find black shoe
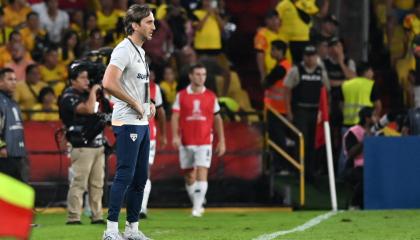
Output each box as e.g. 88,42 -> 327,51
139,212 -> 147,219
91,219 -> 106,224
66,220 -> 82,225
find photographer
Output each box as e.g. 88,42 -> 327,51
59,63 -> 106,225
343,107 -> 375,209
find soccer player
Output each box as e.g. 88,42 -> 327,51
140,70 -> 167,219
102,4 -> 155,240
171,63 -> 226,217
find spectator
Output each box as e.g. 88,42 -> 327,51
284,45 -> 330,181
59,30 -> 82,67
14,64 -> 47,119
3,0 -> 32,28
403,0 -> 420,56
254,10 -> 283,84
0,9 -> 13,46
192,0 -> 229,70
0,68 -> 28,182
5,42 -> 34,82
69,9 -> 84,33
96,0 -> 125,33
276,0 -> 329,64
0,31 -> 32,68
316,39 -> 329,61
39,47 -> 68,96
143,19 -> 173,68
165,1 -> 190,49
310,14 -> 339,45
30,86 -> 59,121
159,65 -> 178,107
84,28 -> 104,53
39,0 -> 70,44
19,12 -> 47,55
82,12 -> 99,42
343,107 -> 375,209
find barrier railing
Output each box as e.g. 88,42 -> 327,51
264,105 -> 305,207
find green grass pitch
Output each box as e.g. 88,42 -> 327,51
25,209 -> 420,240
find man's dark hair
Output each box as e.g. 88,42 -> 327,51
271,40 -> 288,53
265,9 -> 278,20
0,68 -> 14,80
25,63 -> 38,76
189,63 -> 206,74
124,4 -> 151,35
356,61 -> 372,76
359,107 -> 373,126
37,86 -> 55,103
26,11 -> 38,20
8,30 -> 21,42
68,62 -> 89,81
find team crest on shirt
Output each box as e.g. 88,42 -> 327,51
186,100 -> 206,121
130,133 -> 138,142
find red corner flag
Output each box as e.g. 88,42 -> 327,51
0,173 -> 35,239
315,87 -> 329,149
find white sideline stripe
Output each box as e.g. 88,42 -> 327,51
252,210 -> 341,240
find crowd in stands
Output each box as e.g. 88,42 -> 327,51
1,0 -> 256,122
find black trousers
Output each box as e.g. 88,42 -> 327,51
293,106 -> 318,180
0,157 -> 29,182
346,166 -> 364,208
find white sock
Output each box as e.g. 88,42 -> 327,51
125,221 -> 138,232
185,182 -> 197,204
194,181 -> 208,210
141,179 -> 151,213
107,220 -> 119,232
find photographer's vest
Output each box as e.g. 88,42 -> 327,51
149,82 -> 157,141
292,64 -> 323,108
264,59 -> 292,114
343,125 -> 365,167
342,77 -> 374,126
0,91 -> 26,157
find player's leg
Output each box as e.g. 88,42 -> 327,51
124,126 -> 150,238
180,146 -> 197,206
140,140 -> 156,219
105,125 -> 141,236
192,145 -> 212,217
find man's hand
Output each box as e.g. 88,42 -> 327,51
215,141 -> 226,157
91,84 -> 101,94
148,103 -> 156,120
132,102 -> 145,119
172,135 -> 181,149
0,148 -> 7,158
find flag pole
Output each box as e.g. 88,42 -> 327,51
324,121 -> 338,211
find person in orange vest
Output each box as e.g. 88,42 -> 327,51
264,40 -> 292,114
264,40 -> 292,174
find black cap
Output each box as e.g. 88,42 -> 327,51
303,45 -> 317,55
265,9 -> 278,20
323,14 -> 339,26
271,40 -> 288,52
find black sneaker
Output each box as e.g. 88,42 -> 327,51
139,212 -> 147,219
66,220 -> 82,225
91,219 -> 106,224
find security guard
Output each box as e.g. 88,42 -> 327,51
0,68 -> 27,182
284,45 -> 330,180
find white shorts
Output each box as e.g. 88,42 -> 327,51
149,140 -> 156,165
179,145 -> 212,169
